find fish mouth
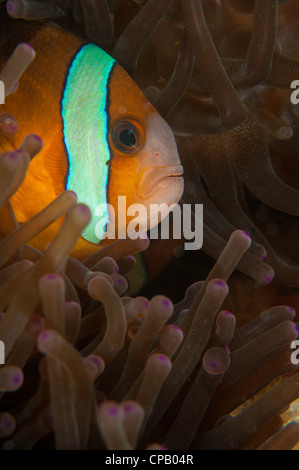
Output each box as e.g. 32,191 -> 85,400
136,164 -> 184,199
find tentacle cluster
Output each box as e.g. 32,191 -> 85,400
7,0 -> 297,287
0,159 -> 299,449
3,1 -> 299,286
1,2 -> 299,450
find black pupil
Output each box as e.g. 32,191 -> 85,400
119,129 -> 136,148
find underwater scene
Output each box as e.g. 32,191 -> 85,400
0,0 -> 299,451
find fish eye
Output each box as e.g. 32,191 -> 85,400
111,120 -> 144,155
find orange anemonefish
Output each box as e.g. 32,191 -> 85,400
0,19 -> 184,260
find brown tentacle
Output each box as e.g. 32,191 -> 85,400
112,0 -> 174,71
154,30 -> 194,118
241,0 -> 278,88
168,94 -> 222,135
79,0 -> 114,45
181,0 -> 248,128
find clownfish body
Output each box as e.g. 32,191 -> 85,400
0,19 -> 184,260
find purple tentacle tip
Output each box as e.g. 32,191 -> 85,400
79,205 -> 90,214
39,331 -> 50,342
214,280 -> 226,287
13,374 -> 21,385
8,151 -> 18,160
171,324 -> 180,331
90,355 -> 102,366
6,2 -> 13,13
46,273 -> 58,280
108,406 -> 118,417
123,404 -> 133,414
158,355 -> 167,362
3,418 -> 12,430
242,231 -> 251,239
223,310 -> 233,316
162,298 -> 171,308
25,43 -> 35,51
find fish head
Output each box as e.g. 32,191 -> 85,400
107,63 -> 184,236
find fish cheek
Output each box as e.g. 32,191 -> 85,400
107,154 -> 139,231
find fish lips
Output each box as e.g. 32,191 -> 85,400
136,164 -> 184,201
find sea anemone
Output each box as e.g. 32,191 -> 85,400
5,0 -> 299,287
0,135 -> 299,449
0,166 -> 298,449
1,0 -> 299,451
